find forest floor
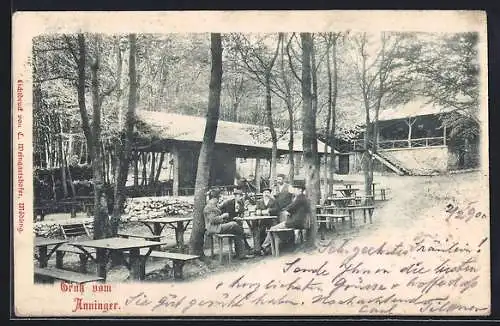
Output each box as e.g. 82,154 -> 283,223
38,170 -> 488,284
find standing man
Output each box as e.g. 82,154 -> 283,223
272,173 -> 294,217
204,188 -> 250,260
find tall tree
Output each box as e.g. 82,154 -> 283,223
322,33 -> 341,196
278,33 -> 296,182
89,34 -> 111,239
110,33 -> 138,236
189,33 -> 223,255
233,33 -> 283,182
350,32 -> 414,196
300,33 -> 320,246
411,32 -> 480,140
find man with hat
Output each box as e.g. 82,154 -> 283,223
260,185 -> 310,255
254,187 -> 279,252
204,188 -> 250,260
219,188 -> 246,219
272,173 -> 294,214
219,188 -> 253,252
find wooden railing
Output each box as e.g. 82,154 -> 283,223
352,137 -> 446,151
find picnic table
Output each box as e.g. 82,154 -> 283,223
324,196 -> 357,207
69,237 -> 168,281
140,217 -> 192,248
335,187 -> 359,198
74,196 -> 95,216
34,237 -> 67,268
239,215 -> 278,252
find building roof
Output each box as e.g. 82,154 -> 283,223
378,99 -> 456,122
136,110 -> 334,154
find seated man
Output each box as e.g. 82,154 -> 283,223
219,188 -> 246,218
219,188 -> 252,251
255,188 -> 279,247
260,185 -> 310,255
204,188 -> 250,260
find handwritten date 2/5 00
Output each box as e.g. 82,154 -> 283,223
445,202 -> 487,223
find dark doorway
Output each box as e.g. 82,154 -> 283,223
338,155 -> 349,175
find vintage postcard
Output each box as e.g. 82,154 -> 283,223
12,11 -> 489,317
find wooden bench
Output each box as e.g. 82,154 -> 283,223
266,228 -> 306,257
55,244 -> 96,273
118,233 -> 163,250
316,214 -> 349,239
206,234 -> 236,264
355,195 -> 375,205
118,232 -> 163,242
56,223 -> 93,271
60,223 -> 91,239
347,205 -> 375,224
380,189 -> 388,201
34,266 -> 103,284
138,249 -> 199,279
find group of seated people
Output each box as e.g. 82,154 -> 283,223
203,174 -> 310,259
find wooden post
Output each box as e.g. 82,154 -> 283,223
133,151 -> 139,187
255,157 -> 261,193
443,125 -> 447,146
408,118 -> 412,148
172,145 -> 179,196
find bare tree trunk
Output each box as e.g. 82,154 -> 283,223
51,173 -> 57,200
45,138 -> 50,168
310,35 -> 322,200
189,33 -> 223,256
141,152 -> 147,185
149,152 -> 156,185
280,34 -> 295,183
265,73 -> 278,183
90,35 -> 111,240
154,152 -> 165,184
300,33 -> 319,246
254,157 -> 261,193
327,34 -> 339,195
111,33 -> 138,236
323,44 -> 332,199
57,117 -> 68,198
133,151 -> 139,186
76,34 -> 93,160
101,142 -> 109,184
68,134 -> 74,162
66,154 -> 76,197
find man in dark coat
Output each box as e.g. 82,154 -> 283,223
219,188 -> 252,251
260,185 -> 310,254
254,187 -> 279,249
271,174 -> 294,214
204,189 -> 249,259
219,188 -> 246,218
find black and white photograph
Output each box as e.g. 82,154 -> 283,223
12,11 -> 489,316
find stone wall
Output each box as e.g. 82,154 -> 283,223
33,197 -> 194,238
348,146 -> 450,175
381,146 -> 448,175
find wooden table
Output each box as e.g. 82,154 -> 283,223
74,196 -> 95,216
240,215 -> 278,252
140,217 -> 192,248
34,237 -> 67,268
324,196 -> 357,207
69,237 -> 168,281
335,187 -> 359,197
